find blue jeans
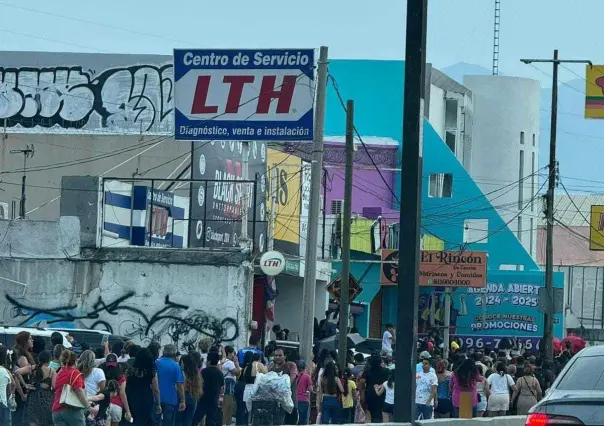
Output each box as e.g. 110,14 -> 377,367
161,403 -> 178,426
297,401 -> 309,425
0,403 -> 10,425
416,404 -> 434,420
321,396 -> 341,424
176,393 -> 197,426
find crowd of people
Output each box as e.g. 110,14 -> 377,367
412,334 -> 580,420
0,327 -> 582,426
0,331 -> 236,426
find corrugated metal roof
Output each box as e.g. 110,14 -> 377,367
540,194 -> 604,227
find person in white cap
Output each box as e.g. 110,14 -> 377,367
416,351 -> 436,374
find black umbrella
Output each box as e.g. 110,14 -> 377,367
317,333 -> 366,353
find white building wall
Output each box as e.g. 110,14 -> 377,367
428,85 -> 446,140
464,76 -> 540,259
0,217 -> 250,350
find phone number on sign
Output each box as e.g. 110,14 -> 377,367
455,335 -> 541,351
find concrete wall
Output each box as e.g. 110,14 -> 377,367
337,417 -> 526,426
273,275 -> 328,342
429,85 -> 446,140
464,76 -> 541,259
0,216 -> 251,351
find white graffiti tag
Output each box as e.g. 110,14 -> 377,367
0,64 -> 173,133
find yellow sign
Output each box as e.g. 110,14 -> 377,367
590,205 -> 604,250
267,149 -> 301,245
585,65 -> 604,118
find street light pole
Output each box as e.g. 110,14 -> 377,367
520,51 -> 592,361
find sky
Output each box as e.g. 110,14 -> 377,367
1,0 -> 604,185
1,0 -> 602,86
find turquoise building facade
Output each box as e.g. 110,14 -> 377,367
326,59 -> 563,347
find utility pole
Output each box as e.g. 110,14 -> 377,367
338,100 -> 354,370
240,141 -> 250,250
300,46 -> 329,365
520,51 -> 592,361
268,167 -> 277,251
394,0 -> 427,422
443,288 -> 451,360
10,144 -> 35,219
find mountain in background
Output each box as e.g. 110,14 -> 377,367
441,62 -> 604,192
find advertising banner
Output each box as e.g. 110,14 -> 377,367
418,270 -> 564,351
585,65 -> 604,119
189,140 -> 267,251
381,249 -> 487,287
103,181 -> 188,248
173,49 -> 315,140
267,149 -> 301,247
589,205 -> 604,250
299,161 -> 312,256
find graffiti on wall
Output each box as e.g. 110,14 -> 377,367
0,64 -> 174,133
5,291 -> 238,352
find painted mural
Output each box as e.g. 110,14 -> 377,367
4,291 -> 239,353
0,64 -> 174,133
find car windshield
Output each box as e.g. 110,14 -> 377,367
557,356 -> 604,390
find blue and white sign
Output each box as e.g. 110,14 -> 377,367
103,181 -> 189,248
173,49 -> 315,141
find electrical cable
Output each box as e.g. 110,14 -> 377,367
328,74 -> 400,204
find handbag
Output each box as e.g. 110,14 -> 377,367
59,370 -> 86,408
354,398 -> 366,423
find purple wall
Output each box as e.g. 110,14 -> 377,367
325,166 -> 396,218
280,140 -> 400,221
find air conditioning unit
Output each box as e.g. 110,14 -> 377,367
331,199 -> 343,215
0,202 -> 9,219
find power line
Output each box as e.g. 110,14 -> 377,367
0,1 -> 193,46
328,74 -> 400,204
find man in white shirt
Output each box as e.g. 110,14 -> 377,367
382,323 -> 395,356
416,351 -> 436,374
415,359 -> 438,420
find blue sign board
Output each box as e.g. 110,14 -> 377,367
173,49 -> 315,141
418,270 -> 564,351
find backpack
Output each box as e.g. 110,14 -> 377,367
533,368 -> 548,393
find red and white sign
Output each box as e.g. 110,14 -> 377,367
174,49 -> 315,141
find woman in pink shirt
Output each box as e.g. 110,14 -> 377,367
296,360 -> 313,425
449,358 -> 482,418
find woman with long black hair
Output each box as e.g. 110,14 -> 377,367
13,331 -> 35,426
317,361 -> 344,424
359,354 -> 388,423
16,350 -> 55,426
234,351 -> 253,426
125,348 -> 161,426
450,358 -> 483,418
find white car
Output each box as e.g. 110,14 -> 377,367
0,326 -> 72,350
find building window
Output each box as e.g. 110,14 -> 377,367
463,219 -> 489,243
445,99 -> 458,129
428,173 -> 453,198
517,216 -> 523,243
532,133 -> 536,147
531,152 -> 535,211
445,131 -> 456,154
518,150 -> 524,210
331,199 -> 343,215
520,131 -> 525,144
529,217 -> 534,255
